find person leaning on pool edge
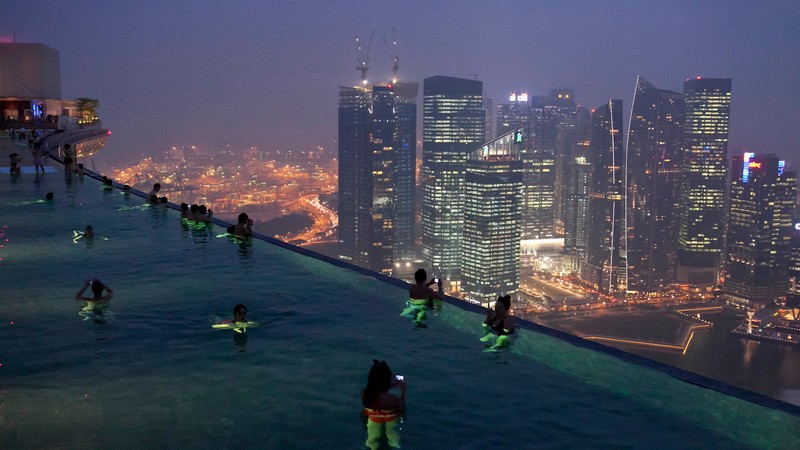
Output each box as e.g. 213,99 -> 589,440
235,212 -> 253,237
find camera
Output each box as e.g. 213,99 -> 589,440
395,375 -> 404,382
434,278 -> 439,283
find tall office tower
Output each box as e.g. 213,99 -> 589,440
337,84 -> 397,275
563,105 -> 592,273
496,91 -> 529,137
462,129 -> 524,304
563,156 -> 591,273
786,213 -> 800,318
338,86 -> 370,266
523,95 -> 557,240
586,100 -> 626,293
421,76 -> 484,285
550,89 -> 577,232
725,154 -> 796,308
483,95 -> 494,142
677,77 -> 732,286
626,76 -> 684,293
392,81 -> 419,262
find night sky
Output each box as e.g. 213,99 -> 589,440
3,1 -> 799,168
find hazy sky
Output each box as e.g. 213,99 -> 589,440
3,1 -> 799,167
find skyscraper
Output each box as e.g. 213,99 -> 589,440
563,106 -> 592,274
677,78 -> 732,286
421,76 -> 484,285
725,154 -> 796,308
496,91 -> 529,137
392,81 -> 418,262
462,129 -> 524,304
337,83 -> 398,275
337,85 -> 370,266
586,100 -> 626,294
522,95 -> 557,240
626,76 -> 684,292
550,89 -> 577,233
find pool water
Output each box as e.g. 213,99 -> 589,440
1,168 -> 799,449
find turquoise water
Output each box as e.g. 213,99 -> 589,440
1,169 -> 799,449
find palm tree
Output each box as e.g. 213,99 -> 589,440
74,97 -> 100,124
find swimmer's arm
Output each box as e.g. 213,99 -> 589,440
75,281 -> 92,300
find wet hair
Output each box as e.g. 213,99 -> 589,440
180,203 -> 189,211
190,204 -> 199,213
77,163 -> 84,169
414,269 -> 427,283
102,176 -> 108,181
149,194 -> 158,203
226,225 -> 236,234
103,178 -> 113,186
159,196 -> 168,204
238,213 -> 249,224
45,192 -> 54,200
497,295 -> 511,310
199,205 -> 208,215
122,184 -> 130,191
85,225 -> 93,232
233,304 -> 247,316
91,279 -> 104,297
153,183 -> 161,191
363,360 -> 393,408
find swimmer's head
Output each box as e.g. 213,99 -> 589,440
85,225 -> 94,237
180,203 -> 189,212
78,163 -> 84,169
103,178 -> 113,186
45,192 -> 54,200
91,279 -> 104,297
149,194 -> 158,203
122,184 -> 130,192
233,304 -> 248,322
364,360 -> 394,404
199,205 -> 207,215
238,213 -> 249,224
414,269 -> 427,283
153,183 -> 161,192
159,196 -> 168,204
190,204 -> 199,213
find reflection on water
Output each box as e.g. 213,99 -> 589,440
78,301 -> 111,324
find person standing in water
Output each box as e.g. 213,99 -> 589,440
402,269 -> 444,327
75,279 -> 114,303
361,360 -> 405,450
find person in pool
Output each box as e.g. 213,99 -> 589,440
361,359 -> 405,450
75,279 -> 114,302
234,212 -> 253,238
73,225 -> 94,242
402,269 -> 444,327
481,294 -> 515,351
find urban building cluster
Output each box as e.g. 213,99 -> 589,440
338,68 -> 800,311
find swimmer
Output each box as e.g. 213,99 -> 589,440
75,278 -> 113,302
401,269 -> 444,328
189,204 -> 200,220
159,196 -> 168,204
122,184 -> 131,194
481,295 -> 515,352
212,304 -> 258,333
361,360 -> 405,450
149,194 -> 159,204
180,203 -> 190,219
76,163 -> 85,175
45,192 -> 54,201
102,178 -> 113,190
73,225 -> 94,242
196,205 -> 213,223
234,213 -> 253,238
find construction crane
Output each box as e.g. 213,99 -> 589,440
383,27 -> 399,83
355,30 -> 375,86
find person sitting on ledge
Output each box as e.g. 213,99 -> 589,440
147,183 -> 161,199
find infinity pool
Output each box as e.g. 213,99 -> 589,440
1,165 -> 799,449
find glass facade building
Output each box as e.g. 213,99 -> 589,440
392,81 -> 418,262
587,100 -> 626,294
625,76 -> 684,292
337,84 -> 401,275
677,78 -> 732,286
462,129 -> 524,304
421,76 -> 484,284
725,154 -> 796,308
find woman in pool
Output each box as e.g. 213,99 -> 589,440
234,213 -> 253,238
75,279 -> 114,303
481,294 -> 515,351
361,360 -> 405,450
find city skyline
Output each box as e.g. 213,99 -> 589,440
3,1 -> 799,168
